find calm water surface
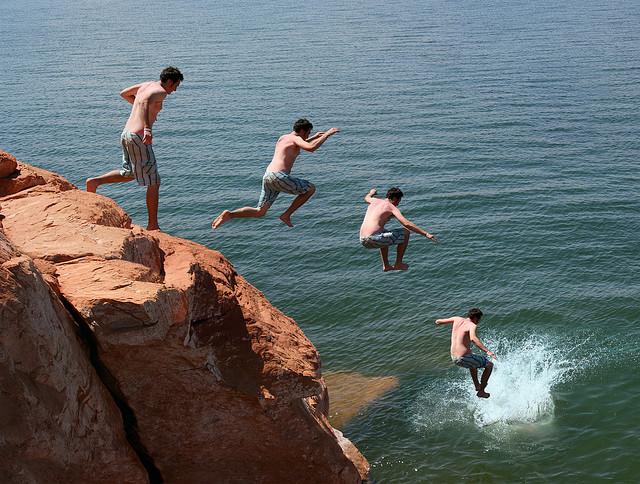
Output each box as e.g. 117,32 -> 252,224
2,1 -> 639,481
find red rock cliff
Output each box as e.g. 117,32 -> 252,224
0,152 -> 369,483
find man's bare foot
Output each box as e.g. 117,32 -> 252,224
279,214 -> 293,227
477,390 -> 490,398
383,265 -> 394,272
212,210 -> 232,229
394,262 -> 409,271
86,178 -> 98,193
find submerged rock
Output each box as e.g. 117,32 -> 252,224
325,372 -> 399,429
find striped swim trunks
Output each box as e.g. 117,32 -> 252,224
452,353 -> 490,369
257,171 -> 313,207
360,228 -> 406,249
119,130 -> 160,186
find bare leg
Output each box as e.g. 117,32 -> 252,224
477,362 -> 493,398
380,247 -> 394,272
279,185 -> 316,227
212,203 -> 270,229
146,184 -> 160,231
469,368 -> 481,391
393,229 -> 411,270
86,170 -> 133,192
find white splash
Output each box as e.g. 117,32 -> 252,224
469,334 -> 575,427
413,333 -> 583,431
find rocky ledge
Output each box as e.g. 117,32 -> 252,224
0,151 -> 368,483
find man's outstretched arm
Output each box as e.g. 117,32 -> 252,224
391,206 -> 439,243
306,131 -> 325,142
435,316 -> 457,325
364,188 -> 377,204
294,127 -> 340,152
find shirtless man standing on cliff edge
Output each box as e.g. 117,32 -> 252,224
359,187 -> 438,271
435,308 -> 496,398
211,118 -> 339,229
86,66 -> 183,231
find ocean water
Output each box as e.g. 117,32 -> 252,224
2,0 -> 639,481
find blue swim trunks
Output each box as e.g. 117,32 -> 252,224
452,353 -> 490,369
360,228 -> 406,249
258,171 -> 313,207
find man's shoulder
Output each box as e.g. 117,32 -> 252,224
370,198 -> 389,210
140,81 -> 166,97
137,80 -> 156,90
277,132 -> 293,143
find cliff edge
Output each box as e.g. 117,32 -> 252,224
0,151 -> 369,483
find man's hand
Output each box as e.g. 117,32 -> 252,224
426,233 -> 439,243
487,351 -> 497,360
364,187 -> 377,203
143,127 -> 152,145
326,127 -> 340,136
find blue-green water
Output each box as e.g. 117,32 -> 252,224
2,0 -> 639,481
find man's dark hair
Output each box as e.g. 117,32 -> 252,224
160,66 -> 183,83
468,307 -> 483,322
386,187 -> 404,201
293,118 -> 313,133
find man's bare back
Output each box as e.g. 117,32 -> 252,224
266,133 -> 303,173
359,198 -> 396,238
123,81 -> 169,137
449,317 -> 475,357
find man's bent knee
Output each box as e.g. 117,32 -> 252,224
307,184 -> 316,195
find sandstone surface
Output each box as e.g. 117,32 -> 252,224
0,153 -> 369,483
0,150 -> 18,178
0,232 -> 147,483
0,153 -> 74,197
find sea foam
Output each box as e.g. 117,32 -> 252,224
413,332 -> 584,431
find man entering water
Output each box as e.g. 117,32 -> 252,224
359,187 -> 438,271
211,119 -> 339,229
435,308 -> 496,398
